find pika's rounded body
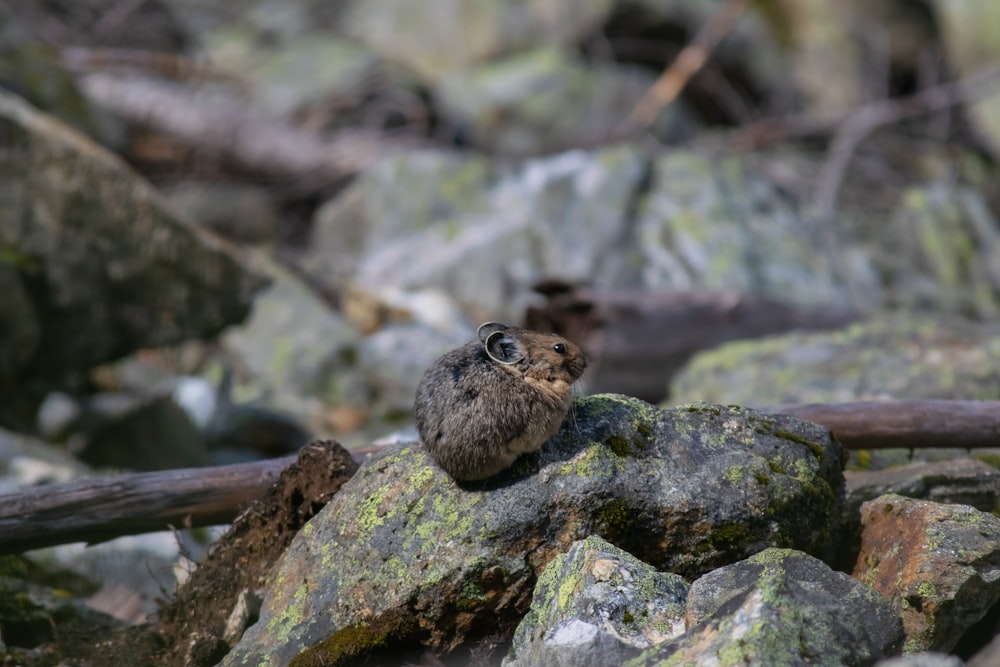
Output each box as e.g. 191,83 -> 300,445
414,322 -> 587,481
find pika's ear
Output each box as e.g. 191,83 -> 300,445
477,321 -> 508,343
485,330 -> 524,365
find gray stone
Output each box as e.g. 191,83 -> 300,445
845,459 -> 1000,521
876,652 -> 965,667
222,395 -> 844,666
504,535 -> 688,666
672,316 -> 1000,407
340,0 -> 614,79
628,548 -> 903,666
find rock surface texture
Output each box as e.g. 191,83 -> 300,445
853,494 -> 1000,653
624,548 -> 903,666
504,535 -> 689,667
222,395 -> 844,666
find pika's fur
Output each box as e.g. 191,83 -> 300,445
414,322 -> 588,481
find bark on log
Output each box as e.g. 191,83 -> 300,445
525,283 -> 859,403
80,73 -> 415,184
1,401 -> 997,554
760,400 -> 1000,450
0,446 -> 376,554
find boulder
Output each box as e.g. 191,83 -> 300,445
853,495 -> 1000,652
504,535 -> 689,666
627,548 -> 903,666
222,395 -> 844,665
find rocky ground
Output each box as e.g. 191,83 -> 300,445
2,0 -> 1000,665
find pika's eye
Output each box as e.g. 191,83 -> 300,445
553,343 -> 566,354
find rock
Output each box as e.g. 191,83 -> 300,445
839,459 -> 1000,569
672,316 -> 1000,406
504,535 -> 689,667
876,653 -> 965,667
340,0 -> 614,80
627,548 -> 902,666
852,494 -> 1000,652
311,144 -> 879,326
671,316 -> 1000,470
162,182 -> 280,245
222,395 -> 844,666
356,322 -> 472,418
437,48 -> 675,155
0,90 -> 266,430
882,185 -> 1000,319
0,426 -> 91,495
220,258 -> 362,430
845,459 -> 1000,522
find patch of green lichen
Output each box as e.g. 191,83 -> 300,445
266,580 -> 309,646
723,465 -> 745,484
747,548 -> 795,566
599,498 -> 635,533
916,581 -> 937,600
556,444 -> 618,477
768,458 -> 785,474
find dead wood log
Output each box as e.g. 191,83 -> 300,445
525,283 -> 859,403
760,400 -> 1000,451
79,73 -> 417,183
0,444 -> 375,555
1,400 -> 997,554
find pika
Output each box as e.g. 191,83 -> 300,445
414,322 -> 588,481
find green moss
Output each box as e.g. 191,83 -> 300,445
622,610 -> 635,624
599,499 -> 635,532
768,458 -> 785,474
711,522 -> 753,549
773,429 -> 825,459
606,435 -> 631,457
755,473 -> 770,485
290,611 -> 416,667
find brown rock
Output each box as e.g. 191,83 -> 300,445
852,494 -> 1000,652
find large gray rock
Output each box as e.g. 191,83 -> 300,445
627,548 -> 903,666
0,90 -> 265,429
340,0 -> 615,79
308,145 -> 878,325
504,535 -> 689,667
222,395 -> 844,666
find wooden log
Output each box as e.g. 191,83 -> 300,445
1,401 -> 997,554
760,400 -> 1000,451
525,282 -> 859,403
0,446 -> 375,554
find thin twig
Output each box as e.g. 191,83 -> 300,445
626,0 -> 750,130
812,66 -> 1000,218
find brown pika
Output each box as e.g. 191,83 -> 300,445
414,322 -> 588,481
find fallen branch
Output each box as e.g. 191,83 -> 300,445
811,65 -> 1000,218
626,0 -> 750,130
0,444 -> 374,555
80,73 -> 417,183
761,400 -> 1000,451
1,400 -> 997,554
